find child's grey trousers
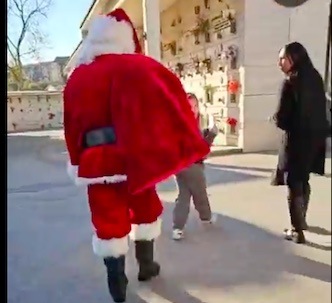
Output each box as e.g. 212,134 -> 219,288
172,163 -> 212,230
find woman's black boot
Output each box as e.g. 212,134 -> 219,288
302,183 -> 311,230
288,195 -> 307,244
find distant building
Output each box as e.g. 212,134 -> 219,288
45,84 -> 64,91
23,56 -> 70,84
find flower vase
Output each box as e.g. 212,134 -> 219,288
230,94 -> 237,103
230,125 -> 236,134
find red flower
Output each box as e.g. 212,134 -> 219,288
226,117 -> 237,126
227,80 -> 240,94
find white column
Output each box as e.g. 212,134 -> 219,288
142,0 -> 161,61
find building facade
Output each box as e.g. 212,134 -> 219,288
24,56 -> 69,84
65,0 -> 331,152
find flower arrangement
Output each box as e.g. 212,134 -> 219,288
203,84 -> 217,104
227,79 -> 240,94
226,117 -> 238,134
202,58 -> 212,73
227,45 -> 238,69
226,117 -> 237,126
175,62 -> 184,78
228,14 -> 237,34
227,79 -> 240,103
191,16 -> 210,45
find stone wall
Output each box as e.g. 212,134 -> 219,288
22,0 -> 330,152
7,91 -> 63,133
241,0 -> 330,152
160,0 -> 244,147
158,0 -> 330,152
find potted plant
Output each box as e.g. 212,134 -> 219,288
204,84 -> 217,104
169,41 -> 177,56
191,28 -> 201,45
204,0 -> 210,9
228,14 -> 237,34
191,17 -> 210,45
193,58 -> 201,74
199,18 -> 210,41
227,45 -> 238,69
175,62 -> 184,78
202,58 -> 212,74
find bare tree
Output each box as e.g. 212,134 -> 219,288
7,0 -> 53,90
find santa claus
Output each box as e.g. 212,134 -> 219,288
63,8 -> 210,303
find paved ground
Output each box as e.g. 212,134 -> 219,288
7,130 -> 331,303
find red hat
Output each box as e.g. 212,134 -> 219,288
106,8 -> 142,54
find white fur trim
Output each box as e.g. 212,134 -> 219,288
76,15 -> 135,66
129,217 -> 162,241
75,175 -> 127,186
66,161 -> 127,186
92,235 -> 129,257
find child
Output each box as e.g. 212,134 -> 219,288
172,93 -> 219,240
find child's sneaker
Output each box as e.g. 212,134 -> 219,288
201,213 -> 217,225
172,229 -> 184,240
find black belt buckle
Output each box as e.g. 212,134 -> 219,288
84,127 -> 116,148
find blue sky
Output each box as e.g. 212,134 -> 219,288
41,0 -> 92,62
8,0 -> 92,64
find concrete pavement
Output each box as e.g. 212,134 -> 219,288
7,130 -> 331,303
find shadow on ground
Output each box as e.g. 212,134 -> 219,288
8,197 -> 331,303
8,133 -> 268,193
7,133 -> 332,303
308,226 -> 332,236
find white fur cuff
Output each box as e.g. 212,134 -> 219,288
66,161 -> 127,186
92,235 -> 129,258
129,217 -> 162,241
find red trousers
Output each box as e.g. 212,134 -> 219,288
87,183 -> 163,258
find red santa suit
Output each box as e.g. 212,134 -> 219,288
63,8 -> 209,302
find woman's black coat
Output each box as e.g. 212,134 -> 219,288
272,68 -> 329,186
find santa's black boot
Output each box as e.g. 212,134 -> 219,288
103,256 -> 128,302
135,240 -> 160,281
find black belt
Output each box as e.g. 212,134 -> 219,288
83,127 -> 116,148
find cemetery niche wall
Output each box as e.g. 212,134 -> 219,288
160,0 -> 244,146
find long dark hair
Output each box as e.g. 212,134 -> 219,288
283,42 -> 315,73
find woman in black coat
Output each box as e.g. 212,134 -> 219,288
271,42 -> 329,244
